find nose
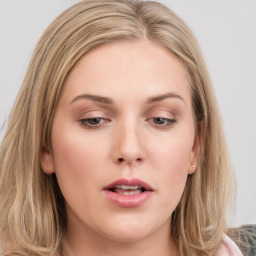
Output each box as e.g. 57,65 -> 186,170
112,120 -> 145,166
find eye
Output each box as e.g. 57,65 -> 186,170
149,117 -> 176,128
79,117 -> 107,129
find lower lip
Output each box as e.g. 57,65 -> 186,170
104,190 -> 153,208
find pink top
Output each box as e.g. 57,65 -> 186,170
216,235 -> 243,256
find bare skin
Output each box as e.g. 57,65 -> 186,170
41,39 -> 200,256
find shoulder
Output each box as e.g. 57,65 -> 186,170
216,234 -> 243,256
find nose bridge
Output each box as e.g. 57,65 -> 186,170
113,115 -> 144,164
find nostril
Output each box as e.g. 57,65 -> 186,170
117,157 -> 142,163
118,158 -> 124,162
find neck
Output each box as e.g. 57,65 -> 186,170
63,215 -> 178,256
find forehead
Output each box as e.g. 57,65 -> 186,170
61,40 -> 191,106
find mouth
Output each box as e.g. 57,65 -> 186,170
108,185 -> 147,195
103,178 -> 154,208
104,178 -> 153,194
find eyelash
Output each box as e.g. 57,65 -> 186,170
79,117 -> 176,129
148,117 -> 176,129
79,117 -> 108,129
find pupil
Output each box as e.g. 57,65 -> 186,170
89,118 -> 101,125
154,118 -> 165,124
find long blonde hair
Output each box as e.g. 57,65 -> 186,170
0,1 -> 235,255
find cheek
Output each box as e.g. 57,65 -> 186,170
149,131 -> 193,174
148,133 -> 193,206
53,133 -> 101,173
50,121 -> 108,203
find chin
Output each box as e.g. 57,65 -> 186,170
98,214 -> 166,243
103,228 -> 151,243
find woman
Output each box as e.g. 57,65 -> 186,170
0,0 -> 243,255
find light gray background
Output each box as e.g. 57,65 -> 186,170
0,0 -> 255,226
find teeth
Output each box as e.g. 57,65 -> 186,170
108,185 -> 147,195
122,190 -> 141,195
115,185 -> 140,190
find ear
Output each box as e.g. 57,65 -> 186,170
40,146 -> 55,174
188,123 -> 203,174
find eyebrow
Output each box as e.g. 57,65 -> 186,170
146,92 -> 185,104
69,94 -> 114,105
69,92 -> 185,105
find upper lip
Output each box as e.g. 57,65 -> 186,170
104,178 -> 154,191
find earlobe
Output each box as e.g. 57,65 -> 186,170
188,132 -> 201,174
40,146 -> 55,174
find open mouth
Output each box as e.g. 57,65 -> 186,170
104,178 -> 153,195
108,185 -> 147,195
103,178 -> 154,207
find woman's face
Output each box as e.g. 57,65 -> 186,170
41,40 -> 199,243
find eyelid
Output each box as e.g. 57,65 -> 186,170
147,109 -> 176,118
77,110 -> 112,128
79,117 -> 111,129
145,108 -> 177,130
147,117 -> 176,128
78,109 -> 112,119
